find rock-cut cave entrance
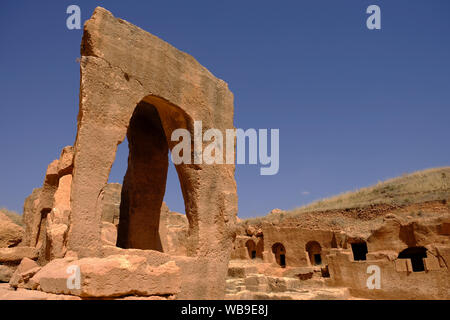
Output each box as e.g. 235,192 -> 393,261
114,97 -> 191,251
306,241 -> 322,266
245,239 -> 257,260
245,238 -> 264,260
351,242 -> 368,261
272,242 -> 286,267
398,247 -> 427,272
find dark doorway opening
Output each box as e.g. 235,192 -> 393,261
280,254 -> 286,267
314,254 -> 322,265
351,242 -> 368,261
272,242 -> 287,267
306,241 -> 322,266
398,247 -> 427,272
245,239 -> 257,260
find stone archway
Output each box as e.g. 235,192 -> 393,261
65,7 -> 238,299
272,242 -> 286,267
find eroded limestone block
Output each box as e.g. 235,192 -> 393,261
267,277 -> 302,293
159,203 -> 188,255
57,146 -> 74,176
366,250 -> 398,261
9,257 -> 41,289
45,223 -> 68,260
394,259 -> 408,272
0,211 -> 24,248
424,256 -> 442,271
228,265 -> 258,278
0,247 -> 38,263
244,274 -> 269,292
32,255 -> 181,298
22,188 -> 42,247
101,222 -> 117,246
0,264 -> 16,282
99,183 -> 122,225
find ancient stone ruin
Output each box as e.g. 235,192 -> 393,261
228,200 -> 450,299
0,7 -> 448,300
0,7 -> 237,300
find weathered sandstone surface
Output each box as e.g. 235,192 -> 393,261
0,247 -> 38,282
9,257 -> 41,289
230,200 -> 450,300
2,6 -> 238,299
30,255 -> 180,298
2,6 -> 448,301
0,211 -> 23,248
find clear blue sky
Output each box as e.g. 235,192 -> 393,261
0,1 -> 449,218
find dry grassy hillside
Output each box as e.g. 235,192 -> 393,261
292,167 -> 450,212
245,167 -> 450,225
0,208 -> 23,227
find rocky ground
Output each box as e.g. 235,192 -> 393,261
0,283 -> 174,300
225,260 -> 359,300
1,166 -> 448,300
0,260 -> 356,300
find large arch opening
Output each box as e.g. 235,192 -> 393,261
114,96 -> 193,251
398,247 -> 427,272
116,100 -> 169,250
306,241 -> 322,266
109,139 -> 185,214
272,242 -> 286,267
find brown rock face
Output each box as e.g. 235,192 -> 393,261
16,6 -> 236,299
101,222 -> 117,246
21,146 -> 75,264
22,188 -> 42,247
31,255 -> 180,298
99,183 -> 121,225
0,265 -> 15,283
159,204 -> 189,256
0,211 -> 24,248
116,101 -> 169,250
62,7 -> 237,299
0,247 -> 39,282
0,247 -> 38,263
